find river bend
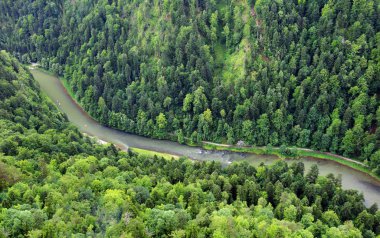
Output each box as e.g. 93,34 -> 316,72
30,69 -> 380,206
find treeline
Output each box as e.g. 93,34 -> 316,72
0,51 -> 379,237
0,0 -> 379,173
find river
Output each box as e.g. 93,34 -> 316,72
30,68 -> 380,206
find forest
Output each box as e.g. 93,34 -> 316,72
1,0 -> 379,174
0,49 -> 379,237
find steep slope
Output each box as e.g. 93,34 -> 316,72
0,1 -> 379,169
0,51 -> 379,237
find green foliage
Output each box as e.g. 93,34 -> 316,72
1,0 -> 379,170
0,52 -> 377,237
1,0 -> 380,235
155,112 -> 168,139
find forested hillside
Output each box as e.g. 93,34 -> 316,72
1,0 -> 379,172
0,49 -> 379,238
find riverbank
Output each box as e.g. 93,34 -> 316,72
29,67 -> 380,205
84,132 -> 179,160
30,66 -> 379,182
200,142 -> 380,180
173,132 -> 379,180
130,147 -> 179,160
32,67 -> 78,101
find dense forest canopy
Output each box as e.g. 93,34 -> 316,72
0,50 -> 379,238
1,0 -> 380,172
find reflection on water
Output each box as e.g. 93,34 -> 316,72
31,68 -> 380,207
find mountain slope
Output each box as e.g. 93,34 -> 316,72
0,51 -> 379,237
1,0 -> 379,171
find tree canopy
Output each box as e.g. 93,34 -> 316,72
0,50 -> 379,238
1,0 -> 378,172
